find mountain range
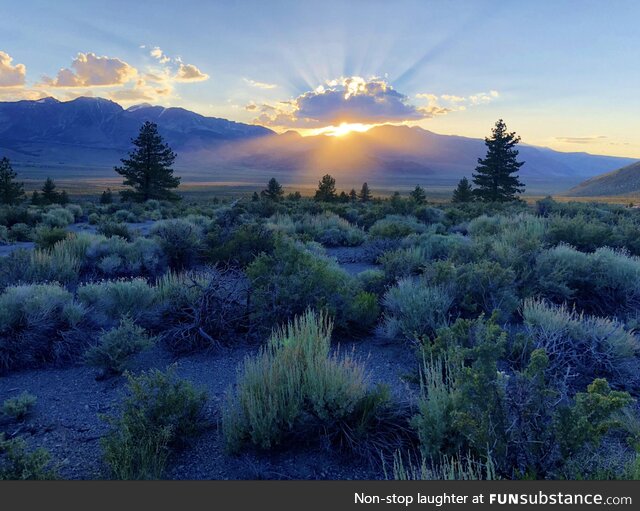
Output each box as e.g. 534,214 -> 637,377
567,161 -> 640,197
0,97 -> 636,193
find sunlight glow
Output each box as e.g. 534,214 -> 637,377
305,122 -> 377,137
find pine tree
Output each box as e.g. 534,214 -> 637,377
251,191 -> 260,202
314,174 -> 337,202
410,184 -> 426,204
41,177 -> 60,205
100,188 -> 113,204
472,119 -> 525,202
359,182 -> 372,202
338,191 -> 349,203
0,157 -> 25,205
349,188 -> 358,202
115,121 -> 180,202
59,190 -> 69,205
261,177 -> 283,201
31,191 -> 41,205
452,177 -> 474,203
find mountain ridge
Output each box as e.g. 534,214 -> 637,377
0,97 -> 636,192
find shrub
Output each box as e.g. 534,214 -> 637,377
65,204 -> 83,220
535,244 -> 640,318
9,223 -> 31,242
150,219 -> 202,269
379,246 -> 429,281
357,269 -> 387,296
0,283 -> 87,373
84,316 -> 156,377
382,278 -> 453,342
246,238 -> 357,329
42,208 -> 74,228
2,392 -> 37,421
207,222 -> 274,267
223,310 -> 393,454
114,209 -> 137,223
347,291 -> 380,331
97,222 -> 134,241
33,226 -> 68,249
101,368 -> 207,479
84,235 -> 166,278
157,267 -> 249,354
0,434 -> 56,480
388,450 -> 497,480
369,215 -> 427,239
522,298 -> 640,390
77,279 -> 157,327
23,244 -> 81,285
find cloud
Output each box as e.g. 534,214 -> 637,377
254,76 -> 431,128
243,78 -> 277,89
415,90 -> 499,113
175,63 -> 209,82
0,51 -> 27,87
149,46 -> 171,64
555,136 -> 608,144
43,52 -> 138,87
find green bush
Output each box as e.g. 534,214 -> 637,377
223,310 -> 391,454
33,225 -> 68,249
2,392 -> 37,421
369,215 -> 427,239
246,238 -> 357,329
42,207 -> 74,228
0,283 -> 87,372
207,222 -> 274,267
77,279 -> 157,327
97,222 -> 134,241
84,316 -> 155,377
9,223 -> 31,241
101,368 -> 207,479
0,434 -> 56,480
347,291 -> 380,331
84,235 -> 166,278
382,277 -> 453,342
150,219 -> 202,269
522,298 -> 639,389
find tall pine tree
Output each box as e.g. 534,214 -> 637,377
472,119 -> 525,202
41,177 -> 60,205
0,157 -> 25,205
261,177 -> 283,201
358,182 -> 372,202
115,121 -> 180,202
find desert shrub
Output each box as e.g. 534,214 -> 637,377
150,219 -> 202,269
415,206 -> 445,225
77,279 -> 157,327
379,246 -> 429,281
555,379 -> 635,459
84,316 -> 156,377
357,269 -> 387,296
22,244 -> 81,285
369,215 -> 427,239
382,277 -> 453,342
97,222 -> 134,241
401,231 -> 472,264
0,225 -> 8,242
0,434 -> 56,480
207,222 -> 274,267
413,315 -> 508,466
0,283 -> 87,373
388,450 -> 497,480
2,392 -> 37,421
157,267 -> 249,354
9,223 -> 31,241
298,212 -> 365,246
246,238 -> 357,329
33,225 -> 68,249
223,310 -> 396,455
522,298 -> 640,390
101,368 -> 207,479
113,209 -> 137,223
42,208 -> 74,228
88,213 -> 100,224
535,244 -> 640,318
84,235 -> 166,278
65,203 -> 83,220
347,291 -> 380,331
431,260 -> 520,321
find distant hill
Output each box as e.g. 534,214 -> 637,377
0,97 -> 636,192
567,161 -> 640,196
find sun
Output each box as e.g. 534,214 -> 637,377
306,122 -> 376,137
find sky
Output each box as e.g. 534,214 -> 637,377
1,0 -> 639,157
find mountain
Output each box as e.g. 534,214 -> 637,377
567,161 -> 640,196
0,97 -> 636,192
